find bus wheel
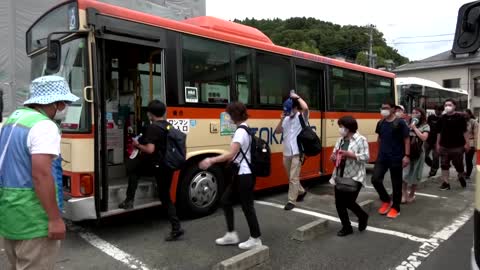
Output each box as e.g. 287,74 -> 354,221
178,163 -> 224,217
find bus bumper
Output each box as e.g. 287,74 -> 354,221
62,196 -> 96,221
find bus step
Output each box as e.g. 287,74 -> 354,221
108,180 -> 157,207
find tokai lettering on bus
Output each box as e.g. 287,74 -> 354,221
250,126 -> 317,145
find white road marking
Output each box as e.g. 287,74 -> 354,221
394,207 -> 473,270
67,222 -> 156,270
363,185 -> 448,199
255,200 -> 429,243
414,192 -> 448,199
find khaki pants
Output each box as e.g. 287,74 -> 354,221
3,237 -> 61,270
283,155 -> 305,204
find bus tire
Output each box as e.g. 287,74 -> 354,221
177,162 -> 224,217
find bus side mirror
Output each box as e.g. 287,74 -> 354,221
452,1 -> 480,54
46,39 -> 61,74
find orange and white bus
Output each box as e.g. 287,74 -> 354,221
26,0 -> 395,221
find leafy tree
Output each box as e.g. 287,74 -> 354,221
235,17 -> 409,67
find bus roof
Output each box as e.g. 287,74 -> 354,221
76,0 -> 395,78
396,77 -> 468,95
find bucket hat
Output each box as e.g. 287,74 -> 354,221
24,75 -> 79,105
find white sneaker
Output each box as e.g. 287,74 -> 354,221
238,237 -> 262,250
215,232 -> 240,246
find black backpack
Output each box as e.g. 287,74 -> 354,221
155,122 -> 187,170
297,114 -> 322,156
236,125 -> 271,177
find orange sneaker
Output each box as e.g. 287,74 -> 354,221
378,202 -> 391,215
386,208 -> 400,219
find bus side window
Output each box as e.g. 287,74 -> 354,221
234,47 -> 252,104
330,67 -> 365,111
257,52 -> 291,106
182,35 -> 231,105
296,67 -> 321,110
366,75 -> 392,112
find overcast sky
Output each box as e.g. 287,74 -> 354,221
206,0 -> 470,61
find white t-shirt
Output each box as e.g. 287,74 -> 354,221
27,120 -> 61,157
282,112 -> 308,156
232,123 -> 252,175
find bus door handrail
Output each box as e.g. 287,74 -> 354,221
83,86 -> 93,103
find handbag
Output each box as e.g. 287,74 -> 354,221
335,176 -> 361,193
334,139 -> 361,193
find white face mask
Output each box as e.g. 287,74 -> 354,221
395,111 -> 403,118
380,109 -> 391,117
444,105 -> 454,113
54,104 -> 68,121
339,127 -> 348,137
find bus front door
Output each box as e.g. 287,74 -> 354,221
87,12 -> 168,216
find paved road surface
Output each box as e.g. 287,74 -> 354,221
0,168 -> 475,270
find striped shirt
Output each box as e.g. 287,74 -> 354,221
329,132 -> 370,185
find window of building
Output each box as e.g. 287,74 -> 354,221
443,78 -> 460,89
474,77 -> 480,97
182,35 -> 231,105
257,53 -> 291,106
234,47 -> 252,104
366,75 -> 393,111
295,67 -> 321,110
330,67 -> 365,111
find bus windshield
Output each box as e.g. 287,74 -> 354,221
30,38 -> 89,132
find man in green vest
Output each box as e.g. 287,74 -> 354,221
0,75 -> 79,270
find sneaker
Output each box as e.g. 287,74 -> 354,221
439,182 -> 451,190
238,237 -> 262,250
296,191 -> 307,202
165,229 -> 184,241
284,202 -> 295,211
428,170 -> 437,177
337,227 -> 353,237
386,208 -> 400,219
215,232 -> 240,246
118,199 -> 134,209
378,202 -> 391,215
459,177 -> 467,188
358,215 -> 368,232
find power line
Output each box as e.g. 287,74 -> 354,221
394,33 -> 455,39
389,39 -> 453,45
325,44 -> 367,57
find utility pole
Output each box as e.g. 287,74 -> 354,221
368,25 -> 374,68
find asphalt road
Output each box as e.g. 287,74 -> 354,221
0,168 -> 475,270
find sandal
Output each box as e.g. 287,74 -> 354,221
407,195 -> 416,203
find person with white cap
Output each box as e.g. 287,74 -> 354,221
394,105 -> 405,118
0,75 -> 79,270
